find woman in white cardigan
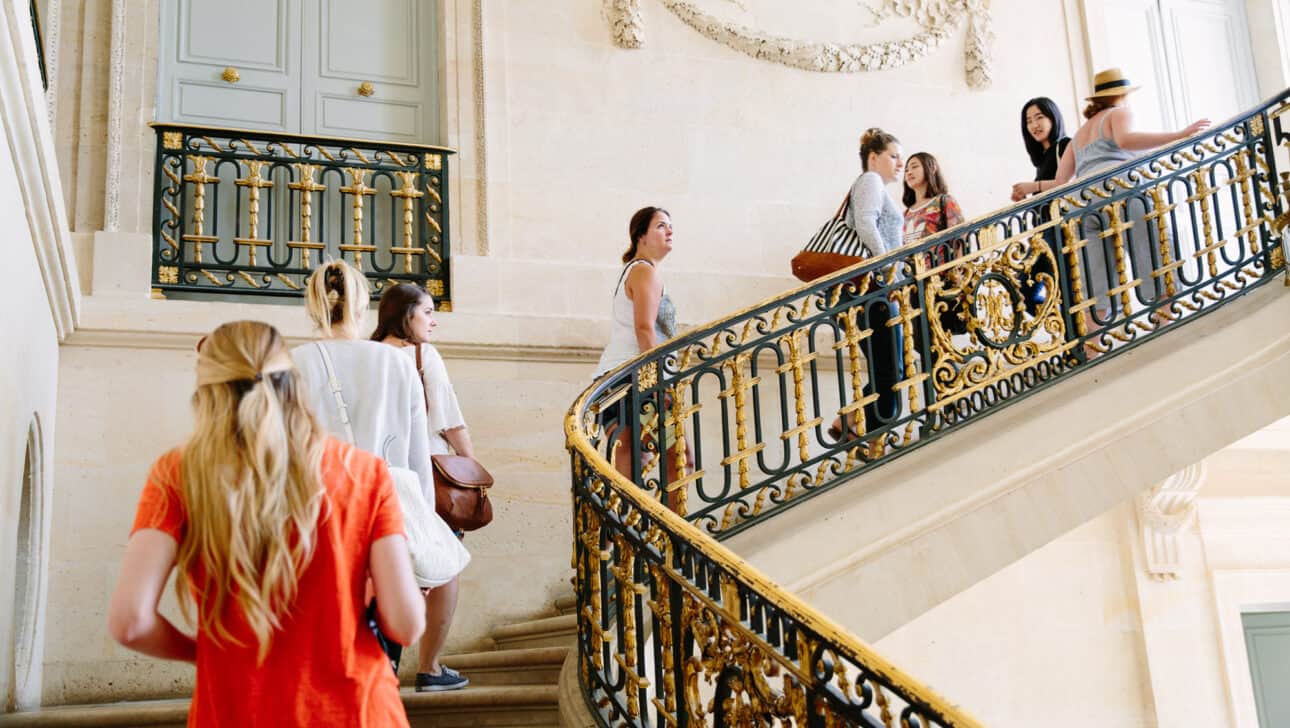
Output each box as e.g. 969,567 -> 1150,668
292,259 -> 471,692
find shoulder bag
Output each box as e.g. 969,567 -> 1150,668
416,345 -> 495,532
790,192 -> 877,283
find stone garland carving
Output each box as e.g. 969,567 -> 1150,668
1135,463 -> 1206,581
603,0 -> 994,89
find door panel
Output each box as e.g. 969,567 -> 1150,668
159,0 -> 301,131
301,0 -> 437,141
319,95 -> 420,138
1161,0 -> 1259,122
158,0 -> 437,141
1242,611 -> 1290,728
179,0 -> 289,71
176,81 -> 289,128
318,0 -> 418,84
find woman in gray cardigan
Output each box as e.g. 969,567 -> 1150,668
829,127 -> 906,445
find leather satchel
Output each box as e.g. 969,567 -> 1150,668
430,455 -> 494,532
791,192 -> 876,286
416,345 -> 495,532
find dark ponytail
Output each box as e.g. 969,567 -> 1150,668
622,206 -> 670,264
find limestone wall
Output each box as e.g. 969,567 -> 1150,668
875,442 -> 1290,726
0,0 -> 79,710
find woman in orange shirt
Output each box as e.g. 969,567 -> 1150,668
107,320 -> 425,726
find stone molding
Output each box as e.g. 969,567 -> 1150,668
41,0 -> 58,124
66,325 -> 602,364
0,0 -> 80,340
1136,463 -> 1206,581
102,0 -> 125,232
604,0 -> 994,89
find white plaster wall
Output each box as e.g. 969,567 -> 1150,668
474,0 -> 1085,324
872,445 -> 1290,727
0,106 -> 61,714
877,503 -> 1156,727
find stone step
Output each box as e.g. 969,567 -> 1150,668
403,685 -> 559,727
0,686 -> 560,728
553,592 -> 577,616
489,614 -> 577,650
437,646 -> 569,686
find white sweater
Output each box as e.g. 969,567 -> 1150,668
292,339 -> 435,504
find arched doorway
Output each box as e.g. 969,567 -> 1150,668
6,417 -> 44,712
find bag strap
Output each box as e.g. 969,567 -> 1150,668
833,192 -> 851,221
613,259 -> 654,297
414,344 -> 431,414
314,342 -> 356,445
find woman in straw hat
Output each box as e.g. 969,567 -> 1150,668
1045,68 -> 1210,339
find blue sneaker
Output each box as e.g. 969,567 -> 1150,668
415,667 -> 469,692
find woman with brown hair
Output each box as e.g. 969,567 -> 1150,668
593,206 -> 691,504
371,282 -> 477,687
901,151 -> 964,247
293,260 -> 471,692
108,320 -> 425,725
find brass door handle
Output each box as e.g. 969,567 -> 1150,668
221,67 -> 240,84
357,81 -> 375,97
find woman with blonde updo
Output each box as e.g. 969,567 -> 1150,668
293,259 -> 472,692
108,320 -> 425,725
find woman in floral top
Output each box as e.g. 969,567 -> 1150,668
901,152 -> 964,250
903,152 -> 968,334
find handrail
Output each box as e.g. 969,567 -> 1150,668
565,88 -> 1290,726
149,124 -> 455,304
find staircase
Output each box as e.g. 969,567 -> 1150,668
0,596 -> 578,728
563,89 -> 1290,726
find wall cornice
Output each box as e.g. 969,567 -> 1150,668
0,0 -> 79,340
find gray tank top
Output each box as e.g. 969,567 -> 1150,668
1074,112 -> 1135,178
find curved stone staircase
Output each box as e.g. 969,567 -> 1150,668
562,90 -> 1290,726
0,594 -> 578,728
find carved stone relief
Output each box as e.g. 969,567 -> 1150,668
1136,463 -> 1206,581
603,0 -> 994,89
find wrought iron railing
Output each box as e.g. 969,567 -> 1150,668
150,124 -> 454,304
566,88 -> 1290,726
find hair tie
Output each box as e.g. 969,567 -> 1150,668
253,372 -> 264,382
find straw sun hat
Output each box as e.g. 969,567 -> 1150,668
1087,68 -> 1141,99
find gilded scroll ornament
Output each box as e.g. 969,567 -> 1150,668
604,0 -> 994,88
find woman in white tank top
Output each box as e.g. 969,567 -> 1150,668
593,207 -> 689,505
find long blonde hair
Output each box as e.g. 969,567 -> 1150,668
305,259 -> 369,339
177,320 -> 327,661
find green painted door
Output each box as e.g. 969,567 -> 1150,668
1243,611 -> 1290,728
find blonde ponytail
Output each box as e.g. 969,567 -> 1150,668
305,260 -> 370,340
177,320 -> 327,662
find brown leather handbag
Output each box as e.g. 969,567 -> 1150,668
791,191 -> 876,286
415,345 -> 495,532
430,454 -> 494,532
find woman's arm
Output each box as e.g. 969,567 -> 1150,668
626,263 -> 663,353
850,174 -> 890,253
1050,141 -> 1076,186
107,530 -> 197,662
368,534 -> 426,646
442,426 -> 475,459
1110,107 -> 1211,151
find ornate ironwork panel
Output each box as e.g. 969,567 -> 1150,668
151,124 -> 454,303
566,88 -> 1290,726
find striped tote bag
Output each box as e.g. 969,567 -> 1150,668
791,193 -> 877,283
